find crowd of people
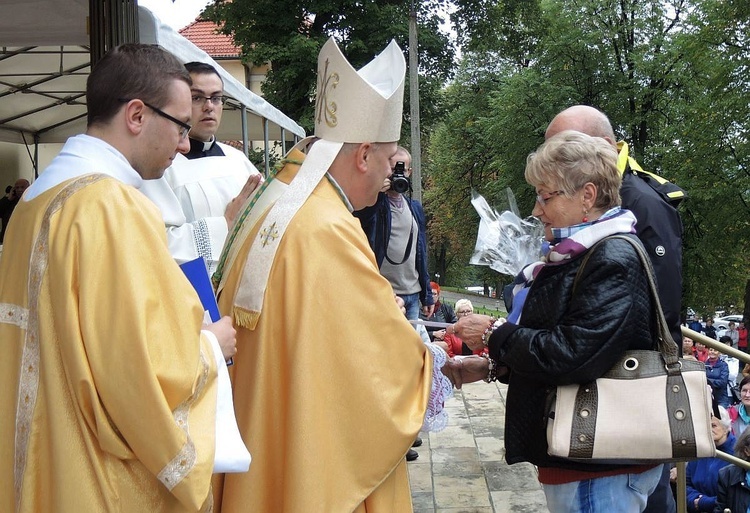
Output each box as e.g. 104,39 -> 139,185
1,34 -> 748,513
678,318 -> 750,511
686,316 -> 748,349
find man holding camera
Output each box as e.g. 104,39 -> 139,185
354,146 -> 434,321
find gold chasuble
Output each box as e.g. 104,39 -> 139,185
0,176 -> 218,512
215,155 -> 433,513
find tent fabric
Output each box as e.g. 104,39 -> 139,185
0,4 -> 305,147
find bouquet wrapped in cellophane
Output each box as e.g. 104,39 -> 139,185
469,188 -> 544,276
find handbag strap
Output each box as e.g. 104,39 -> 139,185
572,235 -> 679,366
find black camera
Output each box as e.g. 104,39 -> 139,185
389,161 -> 410,194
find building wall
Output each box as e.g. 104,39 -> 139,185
0,141 -> 60,185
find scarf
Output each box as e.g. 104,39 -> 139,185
507,207 -> 637,324
739,404 -> 750,425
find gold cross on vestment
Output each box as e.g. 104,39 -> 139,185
260,222 -> 279,247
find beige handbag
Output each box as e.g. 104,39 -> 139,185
546,235 -> 715,464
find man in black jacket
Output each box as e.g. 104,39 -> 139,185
545,105 -> 685,513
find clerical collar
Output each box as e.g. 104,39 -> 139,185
185,136 -> 225,159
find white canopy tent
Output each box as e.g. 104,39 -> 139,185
0,2 -> 304,173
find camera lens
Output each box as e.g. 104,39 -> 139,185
390,176 -> 410,194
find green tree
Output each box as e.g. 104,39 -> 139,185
664,0 -> 750,311
203,0 -> 455,135
427,0 -> 748,310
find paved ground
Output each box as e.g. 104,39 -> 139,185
408,381 -> 549,513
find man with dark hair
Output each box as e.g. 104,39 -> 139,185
141,61 -> 261,274
0,44 -> 241,512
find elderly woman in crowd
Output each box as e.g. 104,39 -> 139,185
705,345 -> 731,408
728,375 -> 750,436
421,281 -> 458,341
445,130 -> 663,512
685,406 -> 735,512
683,336 -> 699,361
714,427 -> 750,513
438,299 -> 487,358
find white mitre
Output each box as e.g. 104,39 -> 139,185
314,37 -> 406,143
226,38 -> 406,329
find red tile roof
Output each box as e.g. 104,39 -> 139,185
179,19 -> 241,59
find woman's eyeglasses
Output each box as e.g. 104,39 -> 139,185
536,190 -> 565,206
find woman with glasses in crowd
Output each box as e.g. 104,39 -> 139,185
728,375 -> 750,436
438,299 -> 487,358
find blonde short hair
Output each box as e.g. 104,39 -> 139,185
716,405 -> 731,431
455,299 -> 473,314
525,130 -> 621,211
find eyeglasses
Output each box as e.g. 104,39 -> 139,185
192,95 -> 226,106
457,310 -> 472,315
536,190 -> 565,206
119,98 -> 191,140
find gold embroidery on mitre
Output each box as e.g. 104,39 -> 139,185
259,222 -> 279,247
315,58 -> 339,128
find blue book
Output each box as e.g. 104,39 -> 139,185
180,257 -> 232,365
179,257 -> 220,322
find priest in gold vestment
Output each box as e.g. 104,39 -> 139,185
213,38 -> 451,513
0,45 -> 241,512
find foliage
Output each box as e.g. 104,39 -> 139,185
426,0 -> 748,311
664,0 -> 750,311
203,0 -> 456,135
203,0 -> 748,311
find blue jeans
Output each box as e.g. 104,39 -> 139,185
543,465 -> 662,513
398,293 -> 420,321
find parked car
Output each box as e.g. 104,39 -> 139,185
714,315 -> 744,331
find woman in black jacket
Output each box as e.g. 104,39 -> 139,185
714,428 -> 750,513
449,131 -> 663,513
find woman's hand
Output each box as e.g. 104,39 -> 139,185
205,316 -> 237,360
442,356 -> 490,389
